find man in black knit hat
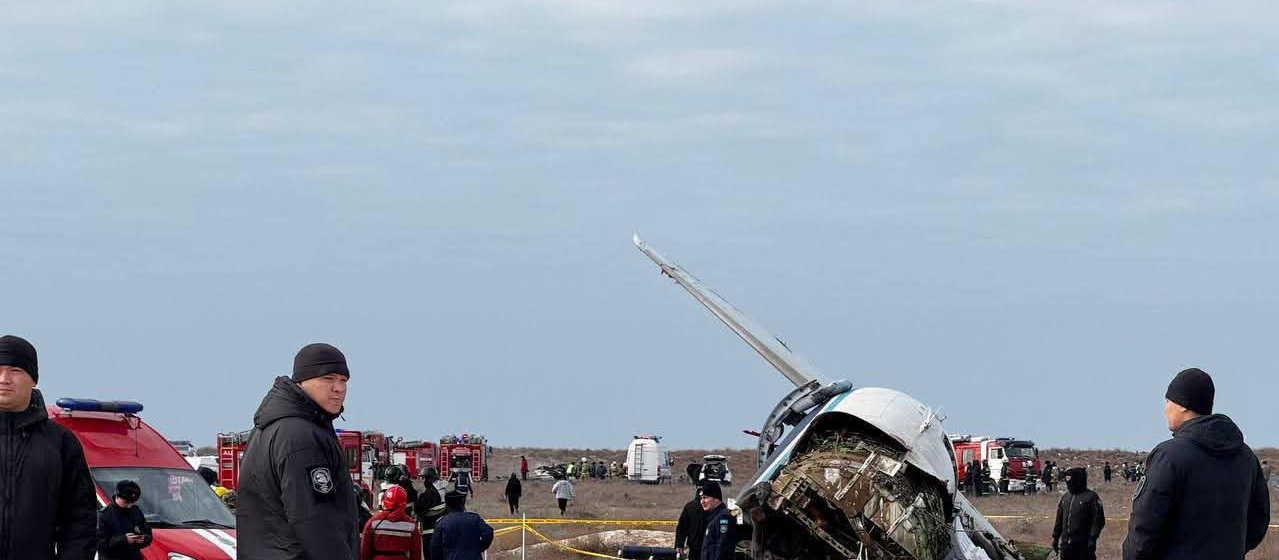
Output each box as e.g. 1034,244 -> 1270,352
237,343 -> 358,560
698,482 -> 737,560
1122,368 -> 1270,560
0,334 -> 97,560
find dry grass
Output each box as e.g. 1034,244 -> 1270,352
470,447 -> 1278,559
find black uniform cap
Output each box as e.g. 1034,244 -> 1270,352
700,481 -> 723,501
1166,367 -> 1214,415
292,343 -> 349,383
116,480 -> 142,502
0,335 -> 38,384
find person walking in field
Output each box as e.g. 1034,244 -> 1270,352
551,475 -> 574,516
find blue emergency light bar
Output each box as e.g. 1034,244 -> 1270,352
56,398 -> 144,414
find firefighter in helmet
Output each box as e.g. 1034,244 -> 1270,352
361,485 -> 422,560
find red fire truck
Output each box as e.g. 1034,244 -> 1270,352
54,398 -> 237,560
439,434 -> 487,481
216,430 -> 251,490
218,428 -> 370,491
393,440 -> 438,476
949,435 -> 1040,493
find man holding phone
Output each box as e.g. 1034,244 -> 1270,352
96,480 -> 153,560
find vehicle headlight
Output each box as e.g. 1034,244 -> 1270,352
169,554 -> 198,560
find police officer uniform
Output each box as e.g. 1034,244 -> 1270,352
236,344 -> 359,560
699,483 -> 736,560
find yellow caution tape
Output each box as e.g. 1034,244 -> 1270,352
493,526 -> 523,537
521,523 -> 630,560
488,518 -> 676,526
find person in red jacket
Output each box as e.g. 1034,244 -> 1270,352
519,456 -> 529,481
361,486 -> 423,560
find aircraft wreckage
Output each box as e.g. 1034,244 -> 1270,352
634,235 -> 1022,560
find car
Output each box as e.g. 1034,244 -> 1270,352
698,455 -> 733,486
52,398 -> 237,560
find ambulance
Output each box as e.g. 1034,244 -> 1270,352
51,398 -> 237,560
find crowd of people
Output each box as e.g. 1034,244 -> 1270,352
0,334 -> 1271,560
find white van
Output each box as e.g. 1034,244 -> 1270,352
625,435 -> 672,484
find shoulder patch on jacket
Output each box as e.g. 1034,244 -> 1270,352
310,466 -> 335,497
719,519 -> 729,533
1131,477 -> 1145,501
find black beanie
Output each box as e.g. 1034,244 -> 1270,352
0,335 -> 38,384
292,343 -> 349,383
1166,367 -> 1214,415
700,481 -> 723,501
116,480 -> 142,502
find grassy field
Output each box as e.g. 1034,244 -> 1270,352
463,447 -> 1278,559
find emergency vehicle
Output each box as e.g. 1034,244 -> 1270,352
53,398 -> 237,560
392,440 -> 437,477
949,435 -> 1041,493
219,428 -> 371,492
216,430 -> 251,490
335,429 -> 370,490
625,435 -> 672,484
438,435 -> 486,481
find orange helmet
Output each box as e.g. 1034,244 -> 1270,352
381,485 -> 408,511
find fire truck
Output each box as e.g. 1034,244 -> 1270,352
949,435 -> 1041,493
218,428 -> 371,491
439,434 -> 487,481
393,440 -> 438,476
216,430 -> 252,490
53,398 -> 237,560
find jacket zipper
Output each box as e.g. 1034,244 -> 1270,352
1063,495 -> 1075,546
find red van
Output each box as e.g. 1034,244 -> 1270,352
51,398 -> 236,560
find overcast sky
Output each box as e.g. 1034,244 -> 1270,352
3,1 -> 1277,454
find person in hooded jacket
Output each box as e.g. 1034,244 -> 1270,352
236,343 -> 359,560
1122,368 -> 1270,560
504,474 -> 522,515
0,334 -> 97,560
674,487 -> 708,560
415,467 -> 447,560
96,480 -> 153,560
1051,467 -> 1104,560
430,491 -> 493,560
361,485 -> 422,560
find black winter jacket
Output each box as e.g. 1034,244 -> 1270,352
0,389 -> 97,560
429,510 -> 493,560
415,485 -> 445,538
700,504 -> 736,560
1122,414 -> 1269,560
236,377 -> 358,560
1052,468 -> 1104,549
96,503 -> 152,560
674,498 -> 707,554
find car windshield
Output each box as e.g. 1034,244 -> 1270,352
1006,446 -> 1037,458
92,467 -> 235,529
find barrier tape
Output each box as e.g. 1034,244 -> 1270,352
520,523 -> 630,560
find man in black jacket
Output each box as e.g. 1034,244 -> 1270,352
236,343 -> 359,560
416,467 -> 447,560
699,482 -> 736,560
96,480 -> 153,560
674,487 -> 708,560
1052,467 -> 1104,560
0,334 -> 97,560
1122,368 -> 1270,560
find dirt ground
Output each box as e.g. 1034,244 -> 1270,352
463,446 -> 1278,560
